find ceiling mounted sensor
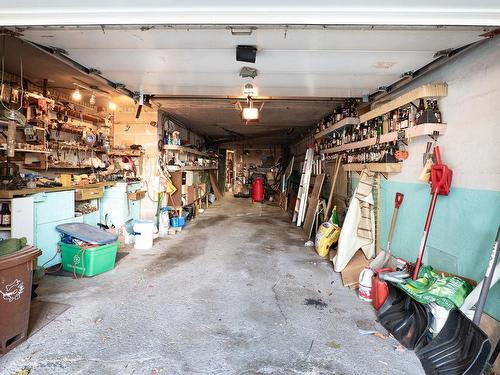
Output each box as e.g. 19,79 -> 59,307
236,45 -> 257,63
240,67 -> 258,79
243,83 -> 256,97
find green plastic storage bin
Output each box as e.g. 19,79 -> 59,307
60,242 -> 119,277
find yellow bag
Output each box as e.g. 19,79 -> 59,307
315,222 -> 341,257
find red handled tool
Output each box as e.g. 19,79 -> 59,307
412,146 -> 452,280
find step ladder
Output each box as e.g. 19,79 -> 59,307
292,147 -> 315,226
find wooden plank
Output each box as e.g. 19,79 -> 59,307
342,163 -> 402,173
162,144 -> 212,158
0,181 -> 115,199
320,123 -> 447,154
325,157 -> 342,220
208,170 -> 223,200
166,165 -> 217,172
359,83 -> 448,123
302,173 -> 325,239
314,117 -> 360,140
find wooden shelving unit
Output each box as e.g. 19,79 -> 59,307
0,146 -> 52,154
343,163 -> 402,173
359,83 -> 448,123
108,149 -> 142,157
166,165 -> 218,172
23,164 -> 93,170
314,117 -> 360,140
162,145 -> 212,158
320,123 -> 446,154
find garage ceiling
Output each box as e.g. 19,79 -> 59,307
16,26 -> 491,98
3,1 -> 498,143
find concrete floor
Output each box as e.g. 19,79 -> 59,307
1,197 -> 424,375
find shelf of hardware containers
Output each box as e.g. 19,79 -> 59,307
0,146 -> 52,154
166,165 -> 218,172
320,123 -> 447,154
162,144 -> 215,158
314,117 -> 360,140
359,83 -> 448,123
342,163 -> 402,173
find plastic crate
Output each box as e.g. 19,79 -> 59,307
170,216 -> 186,228
60,242 -> 119,277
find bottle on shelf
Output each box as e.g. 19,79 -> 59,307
416,98 -> 425,123
432,99 -> 442,123
1,203 -> 11,227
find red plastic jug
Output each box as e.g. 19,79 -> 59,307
371,267 -> 393,310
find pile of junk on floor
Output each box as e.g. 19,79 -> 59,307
313,146 -> 499,374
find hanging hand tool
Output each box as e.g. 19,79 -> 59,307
370,192 -> 404,269
412,146 -> 452,280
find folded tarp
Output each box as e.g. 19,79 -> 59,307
56,223 -> 118,245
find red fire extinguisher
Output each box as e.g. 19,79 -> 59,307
252,177 -> 264,203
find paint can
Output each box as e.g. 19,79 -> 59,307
358,267 -> 374,302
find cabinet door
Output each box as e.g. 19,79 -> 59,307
35,191 -> 75,225
82,211 -> 100,227
11,196 -> 35,245
36,216 -> 84,268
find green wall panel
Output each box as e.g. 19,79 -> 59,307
380,180 -> 500,320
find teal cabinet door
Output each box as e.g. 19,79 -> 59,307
36,216 -> 84,268
82,211 -> 100,227
34,191 -> 75,224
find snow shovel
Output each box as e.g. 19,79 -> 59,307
370,192 -> 404,269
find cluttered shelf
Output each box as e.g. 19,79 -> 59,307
0,181 -> 115,199
107,149 -> 143,157
342,163 -> 402,173
314,117 -> 360,140
162,144 -> 213,158
0,145 -> 52,154
320,123 -> 447,154
23,163 -> 93,171
166,165 -> 218,172
359,83 -> 448,123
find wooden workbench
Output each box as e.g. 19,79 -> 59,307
0,181 -> 116,199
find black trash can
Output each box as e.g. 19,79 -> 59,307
0,246 -> 41,355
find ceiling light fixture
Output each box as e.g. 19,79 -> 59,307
242,96 -> 259,121
72,86 -> 82,101
242,106 -> 259,121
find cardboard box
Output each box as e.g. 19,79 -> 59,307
340,249 -> 370,288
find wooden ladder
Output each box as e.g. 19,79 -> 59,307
292,147 -> 314,226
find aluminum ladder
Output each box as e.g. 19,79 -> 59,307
292,147 -> 314,226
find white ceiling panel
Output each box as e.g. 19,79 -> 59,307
18,26 -> 490,98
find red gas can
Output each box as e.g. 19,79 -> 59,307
252,177 -> 264,203
371,267 -> 393,310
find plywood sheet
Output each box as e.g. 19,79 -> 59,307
302,173 -> 325,239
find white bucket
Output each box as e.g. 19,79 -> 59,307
358,267 -> 374,302
133,220 -> 155,250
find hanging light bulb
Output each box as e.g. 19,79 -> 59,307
108,101 -> 117,111
89,93 -> 96,105
72,87 -> 82,101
